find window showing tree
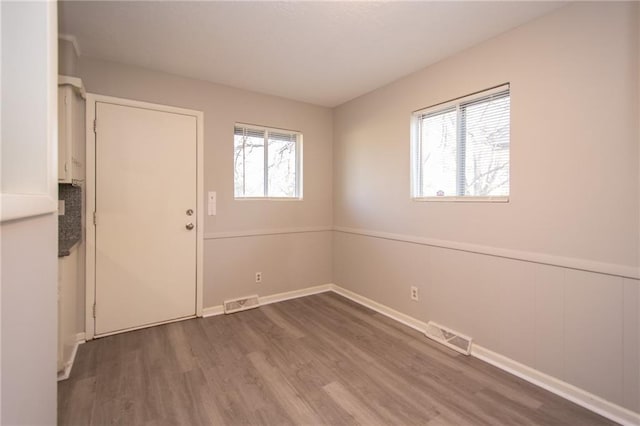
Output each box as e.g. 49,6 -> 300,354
234,124 -> 302,198
412,85 -> 510,200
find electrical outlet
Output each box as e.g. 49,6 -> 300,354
255,272 -> 262,283
410,286 -> 419,301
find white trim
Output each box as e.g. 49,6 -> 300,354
58,33 -> 81,57
334,226 -> 640,280
202,306 -> 224,318
204,226 -> 332,240
0,194 -> 57,222
413,83 -> 510,116
235,122 -> 302,135
329,284 -> 640,426
331,285 -> 428,332
85,93 -> 205,340
94,315 -> 196,339
206,226 -> 638,278
413,196 -> 509,203
202,283 -> 333,318
1,1 -> 58,223
57,333 -> 86,382
196,106 -> 204,317
260,283 -> 333,305
58,75 -> 86,99
471,345 -> 640,426
234,197 -> 303,201
85,97 -> 96,340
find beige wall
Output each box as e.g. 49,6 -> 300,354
58,38 -> 77,76
334,2 -> 638,268
2,2 -> 58,423
205,231 -> 332,304
333,2 -> 639,413
58,1 -> 639,417
1,216 -> 58,424
72,56 -> 334,308
334,232 -> 639,412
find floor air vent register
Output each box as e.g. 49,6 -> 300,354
223,295 -> 260,314
424,321 -> 473,355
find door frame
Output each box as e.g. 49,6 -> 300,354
84,93 -> 204,340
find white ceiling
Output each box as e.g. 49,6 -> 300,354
59,1 -> 564,107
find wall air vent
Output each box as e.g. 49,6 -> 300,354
424,321 -> 472,355
223,295 -> 260,314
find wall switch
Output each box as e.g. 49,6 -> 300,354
255,272 -> 262,283
410,286 -> 419,301
58,200 -> 65,216
208,191 -> 216,216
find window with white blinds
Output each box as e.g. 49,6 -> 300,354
234,123 -> 302,198
411,84 -> 510,201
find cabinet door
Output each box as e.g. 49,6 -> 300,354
58,248 -> 79,374
57,258 -> 63,372
71,88 -> 85,180
58,84 -> 85,183
58,86 -> 70,182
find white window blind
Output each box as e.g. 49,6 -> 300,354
234,124 -> 302,198
412,84 -> 510,200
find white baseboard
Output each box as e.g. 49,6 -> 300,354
57,332 -> 86,381
202,305 -> 224,317
471,345 -> 640,426
260,283 -> 333,306
202,283 -> 333,318
328,284 -> 640,426
330,285 -> 428,332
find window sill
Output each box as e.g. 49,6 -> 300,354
412,196 -> 509,203
235,197 -> 303,201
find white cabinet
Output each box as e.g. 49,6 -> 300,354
58,246 -> 80,376
58,76 -> 86,183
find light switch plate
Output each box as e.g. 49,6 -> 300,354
58,200 -> 65,216
208,191 -> 216,216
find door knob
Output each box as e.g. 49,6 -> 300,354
186,209 -> 194,216
185,223 -> 194,230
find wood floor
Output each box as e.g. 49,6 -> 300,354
58,292 -> 615,425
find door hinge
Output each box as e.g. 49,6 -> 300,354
93,303 -> 96,318
93,211 -> 97,225
93,119 -> 97,133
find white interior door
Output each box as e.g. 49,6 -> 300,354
95,101 -> 197,335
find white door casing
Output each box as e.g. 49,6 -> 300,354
86,95 -> 204,339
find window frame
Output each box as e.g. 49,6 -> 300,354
234,122 -> 303,200
410,84 -> 510,203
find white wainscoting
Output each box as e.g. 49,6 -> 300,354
332,229 -> 640,425
204,226 -> 333,240
330,285 -> 640,426
334,227 -> 639,280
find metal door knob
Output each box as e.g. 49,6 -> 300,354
185,223 -> 194,230
186,209 -> 194,216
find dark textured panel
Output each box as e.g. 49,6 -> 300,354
58,183 -> 82,256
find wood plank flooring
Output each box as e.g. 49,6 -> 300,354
58,292 -> 616,425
